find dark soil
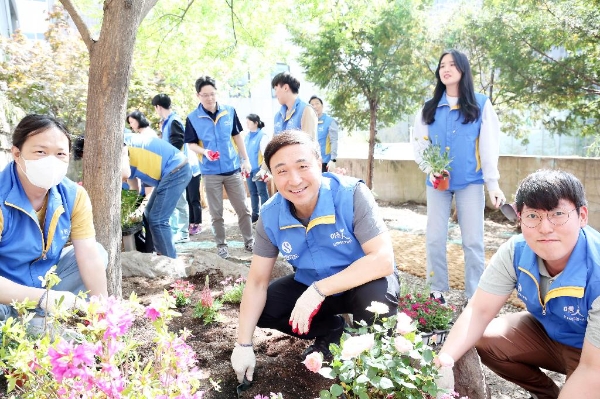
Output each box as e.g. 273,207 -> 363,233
124,270 -> 333,399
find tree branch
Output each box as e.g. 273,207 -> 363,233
140,0 -> 160,22
152,0 -> 195,56
59,0 -> 95,51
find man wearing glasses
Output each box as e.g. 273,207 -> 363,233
184,76 -> 254,259
435,169 -> 600,399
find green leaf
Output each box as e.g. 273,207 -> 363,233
330,384 -> 344,396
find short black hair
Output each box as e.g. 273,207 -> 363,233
515,169 -> 587,213
264,130 -> 320,171
271,72 -> 300,94
152,93 -> 171,109
309,95 -> 323,105
12,114 -> 71,150
126,110 -> 150,128
195,76 -> 217,94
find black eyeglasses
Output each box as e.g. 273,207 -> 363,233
519,208 -> 577,228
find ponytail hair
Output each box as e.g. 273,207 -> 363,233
247,113 -> 265,129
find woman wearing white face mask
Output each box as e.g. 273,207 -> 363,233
0,114 -> 108,324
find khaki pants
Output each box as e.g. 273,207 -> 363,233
476,312 -> 580,399
203,173 -> 253,247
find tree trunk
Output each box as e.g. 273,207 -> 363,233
366,99 -> 377,189
61,0 -> 157,297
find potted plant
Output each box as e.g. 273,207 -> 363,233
397,292 -> 456,346
419,136 -> 453,191
121,189 -> 143,251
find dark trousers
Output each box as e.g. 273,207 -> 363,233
257,273 -> 400,340
186,174 -> 202,224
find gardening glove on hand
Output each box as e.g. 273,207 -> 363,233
428,170 -> 447,189
289,283 -> 326,335
241,159 -> 252,176
38,290 -> 85,314
326,160 -> 336,172
204,149 -> 220,162
488,189 -> 506,209
231,344 -> 256,383
434,353 -> 455,398
253,169 -> 272,183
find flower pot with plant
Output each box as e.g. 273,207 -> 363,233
419,136 -> 453,191
397,291 -> 456,346
121,189 -> 143,251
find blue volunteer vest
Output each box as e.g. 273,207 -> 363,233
161,112 -> 184,149
513,226 -> 600,348
260,173 -> 365,286
426,92 -> 487,190
124,133 -> 187,187
244,129 -> 266,171
0,162 -> 79,287
274,98 -> 309,135
318,114 -> 334,163
186,104 -> 240,175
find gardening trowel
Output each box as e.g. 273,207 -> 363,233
500,203 -> 518,222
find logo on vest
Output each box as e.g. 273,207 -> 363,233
281,241 -> 298,261
516,283 -> 529,302
61,228 -> 70,240
330,229 -> 352,247
563,305 -> 585,322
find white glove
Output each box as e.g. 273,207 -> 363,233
488,189 -> 506,208
326,160 -> 336,172
289,283 -> 325,335
241,159 -> 252,175
231,344 -> 256,383
253,169 -> 272,183
434,353 -> 455,398
38,290 -> 85,314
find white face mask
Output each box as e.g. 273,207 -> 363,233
18,155 -> 69,190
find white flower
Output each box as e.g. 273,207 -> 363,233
394,336 -> 413,353
340,334 -> 375,360
366,301 -> 390,315
396,312 -> 416,335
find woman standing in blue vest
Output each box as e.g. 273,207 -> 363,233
244,114 -> 270,223
0,114 -> 108,322
231,130 -> 400,384
412,49 -> 505,303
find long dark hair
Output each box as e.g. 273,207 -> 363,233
422,50 -> 480,125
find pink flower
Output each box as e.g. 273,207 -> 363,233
396,312 -> 416,335
394,336 -> 413,353
145,305 -> 161,321
340,334 -> 375,360
200,285 -> 213,308
303,352 -> 323,373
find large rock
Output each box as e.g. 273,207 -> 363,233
121,252 -> 188,278
122,250 -> 294,282
453,347 -> 491,399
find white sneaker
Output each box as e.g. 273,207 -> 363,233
217,246 -> 229,259
175,236 -> 190,244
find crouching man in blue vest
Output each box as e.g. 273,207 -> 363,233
435,170 -> 600,399
231,130 -> 400,384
